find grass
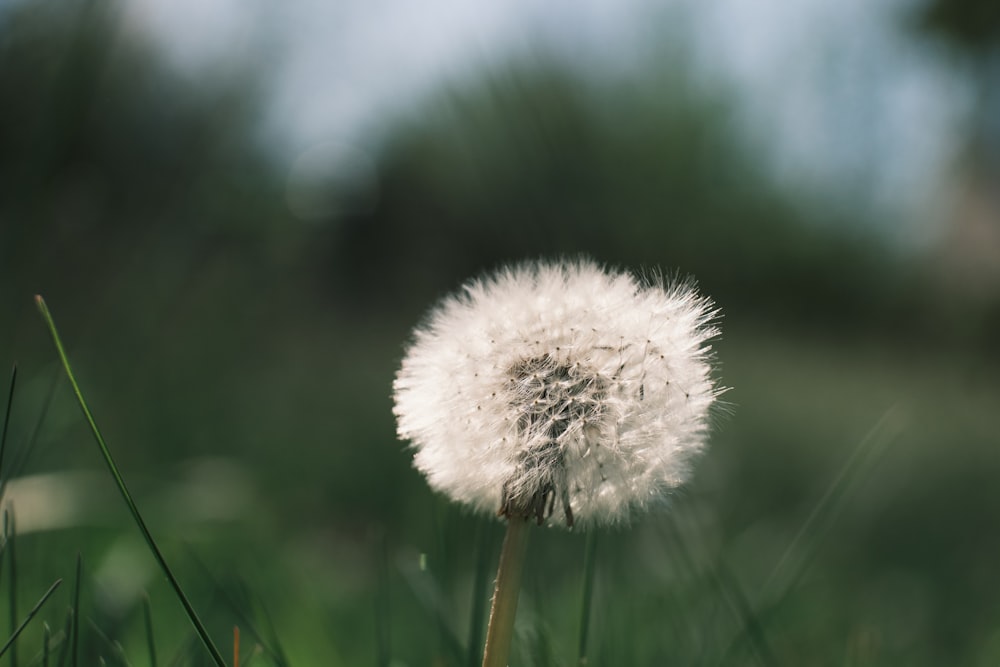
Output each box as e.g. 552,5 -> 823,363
35,295 -> 227,667
0,300 -> 996,665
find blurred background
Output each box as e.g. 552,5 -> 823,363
1,0 -> 999,664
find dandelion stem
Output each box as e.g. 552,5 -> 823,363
482,518 -> 530,667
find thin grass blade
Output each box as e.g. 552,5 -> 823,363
718,408 -> 904,665
252,592 -> 289,667
165,632 -> 199,667
2,368 -> 62,500
55,608 -> 72,667
43,622 -> 51,667
374,533 -> 390,667
0,580 -> 62,660
71,554 -> 80,667
0,365 -> 15,495
465,523 -> 492,667
142,594 -> 157,667
240,645 -> 258,667
398,552 -> 464,664
6,509 -> 17,667
86,620 -> 131,667
35,296 -> 227,667
762,408 -> 904,601
710,560 -> 776,667
576,531 -> 598,666
663,508 -> 775,667
182,550 -> 288,667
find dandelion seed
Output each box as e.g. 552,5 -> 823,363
393,258 -> 721,528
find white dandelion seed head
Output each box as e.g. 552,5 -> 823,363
393,258 -> 721,529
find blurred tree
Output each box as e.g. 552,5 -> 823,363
0,0 -> 420,525
0,0 -> 299,470
910,0 -> 1000,338
318,60 -> 908,336
916,0 -> 1000,52
0,0 -> 290,332
914,0 -> 1000,174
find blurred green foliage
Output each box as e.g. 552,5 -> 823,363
2,0 -> 999,665
915,0 -> 1000,53
327,66 -> 901,328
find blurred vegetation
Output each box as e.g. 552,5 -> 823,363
915,0 -> 1000,53
327,65 -> 920,336
2,0 -> 999,664
318,59 -> 1000,357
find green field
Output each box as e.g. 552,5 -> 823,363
3,1 -> 999,663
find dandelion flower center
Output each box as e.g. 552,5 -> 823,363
500,354 -> 608,526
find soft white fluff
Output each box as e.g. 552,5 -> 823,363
393,259 -> 720,528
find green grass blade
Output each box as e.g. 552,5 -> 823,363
718,409 -> 903,665
87,620 -> 131,667
71,554 -> 80,667
6,510 -> 17,667
710,560 -> 776,667
142,594 -> 157,667
43,622 -> 51,667
0,365 -> 15,494
576,531 -> 598,666
241,645 -> 259,667
238,581 -> 290,667
165,632 -> 199,667
55,608 -> 72,667
761,408 -> 903,601
0,580 -> 62,660
662,509 -> 775,667
398,551 -> 464,665
374,534 -> 390,667
3,368 -> 62,499
34,296 -> 227,667
182,551 -> 288,667
465,523 -> 492,667
253,592 -> 290,667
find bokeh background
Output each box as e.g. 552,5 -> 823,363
2,0 -> 999,664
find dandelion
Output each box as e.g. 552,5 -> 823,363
393,258 -> 721,666
395,259 -> 719,526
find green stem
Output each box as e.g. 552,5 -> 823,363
482,518 -> 530,667
577,531 -> 598,665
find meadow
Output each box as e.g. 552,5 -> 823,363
2,1 -> 999,664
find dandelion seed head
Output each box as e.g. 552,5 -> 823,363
393,259 -> 720,528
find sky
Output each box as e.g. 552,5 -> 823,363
119,0 -> 971,244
